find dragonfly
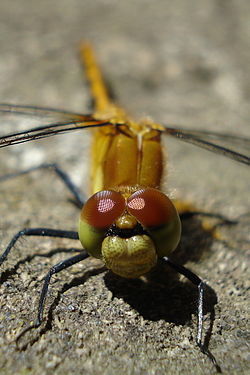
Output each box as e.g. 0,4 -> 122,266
0,43 -> 249,373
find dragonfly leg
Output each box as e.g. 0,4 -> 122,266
163,257 -> 222,373
0,228 -> 79,266
180,210 -> 237,225
175,199 -> 237,224
0,163 -> 85,208
34,252 -> 89,327
16,251 -> 89,344
180,210 -> 239,247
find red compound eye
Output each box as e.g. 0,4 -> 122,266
81,190 -> 126,229
127,188 -> 176,228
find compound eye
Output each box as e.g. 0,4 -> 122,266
81,190 -> 126,229
127,188 -> 177,228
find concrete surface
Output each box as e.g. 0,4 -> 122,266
0,1 -> 249,374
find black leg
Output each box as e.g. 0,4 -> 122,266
180,210 -> 237,225
0,228 -> 79,266
163,257 -> 222,373
36,251 -> 89,326
16,251 -> 89,343
0,163 -> 85,207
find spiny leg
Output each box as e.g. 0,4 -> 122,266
180,210 -> 238,225
36,251 -> 89,326
0,163 -> 85,208
175,199 -> 238,226
176,199 -> 240,248
0,228 -> 79,266
163,257 -> 222,373
16,251 -> 89,343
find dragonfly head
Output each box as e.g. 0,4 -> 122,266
78,188 -> 181,278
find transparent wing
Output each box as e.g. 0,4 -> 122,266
163,126 -> 250,166
0,103 -> 88,119
0,104 -> 111,148
0,104 -> 249,166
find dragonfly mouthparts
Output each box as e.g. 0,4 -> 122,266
106,223 -> 148,238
